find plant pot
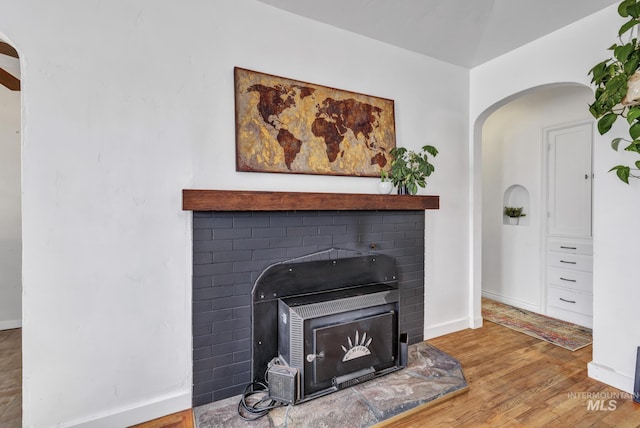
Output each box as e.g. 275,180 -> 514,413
378,181 -> 393,194
397,184 -> 409,195
624,70 -> 640,106
507,216 -> 519,225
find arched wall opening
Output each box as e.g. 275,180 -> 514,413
470,82 -> 594,322
0,35 -> 21,331
0,33 -> 22,428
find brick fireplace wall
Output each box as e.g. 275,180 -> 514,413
191,210 -> 425,406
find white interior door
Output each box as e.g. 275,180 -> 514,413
546,122 -> 593,237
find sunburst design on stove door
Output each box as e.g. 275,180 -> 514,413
341,330 -> 372,362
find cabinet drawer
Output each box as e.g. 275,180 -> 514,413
548,239 -> 592,255
547,306 -> 593,329
547,286 -> 592,316
547,267 -> 592,292
547,253 -> 593,272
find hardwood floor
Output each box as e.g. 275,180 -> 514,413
388,321 -> 640,427
0,328 -> 21,428
139,322 -> 640,428
130,409 -> 194,428
4,322 -> 640,427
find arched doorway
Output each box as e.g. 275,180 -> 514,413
0,37 -> 22,427
472,83 -> 594,322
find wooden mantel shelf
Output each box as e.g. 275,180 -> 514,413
182,189 -> 439,211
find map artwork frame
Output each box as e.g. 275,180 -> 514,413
234,67 -> 396,177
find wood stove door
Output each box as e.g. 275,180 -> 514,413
312,311 -> 396,385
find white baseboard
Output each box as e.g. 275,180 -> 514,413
470,316 -> 483,329
0,319 -> 21,330
424,317 -> 470,340
588,361 -> 634,394
481,291 -> 541,313
64,391 -> 191,428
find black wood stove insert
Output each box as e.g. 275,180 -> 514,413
251,250 -> 404,404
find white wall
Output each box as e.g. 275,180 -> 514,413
0,1 -> 471,426
482,86 -> 593,311
471,4 -> 640,394
0,86 -> 21,330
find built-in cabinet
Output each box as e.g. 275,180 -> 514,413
545,121 -> 593,328
546,237 -> 593,328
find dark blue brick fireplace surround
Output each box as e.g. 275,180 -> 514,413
190,207 -> 427,407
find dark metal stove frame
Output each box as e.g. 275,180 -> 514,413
251,251 -> 401,401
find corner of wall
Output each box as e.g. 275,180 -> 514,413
588,361 -> 634,394
424,317 -> 470,340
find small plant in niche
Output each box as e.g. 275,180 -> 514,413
504,206 -> 526,218
504,206 -> 526,225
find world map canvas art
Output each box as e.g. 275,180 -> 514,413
234,67 -> 396,177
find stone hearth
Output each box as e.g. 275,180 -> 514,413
193,341 -> 468,428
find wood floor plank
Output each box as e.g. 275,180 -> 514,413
130,409 -> 194,428
0,329 -> 21,428
387,322 -> 640,427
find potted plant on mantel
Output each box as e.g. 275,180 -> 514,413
385,145 -> 439,195
504,206 -> 526,225
378,169 -> 394,194
588,0 -> 640,183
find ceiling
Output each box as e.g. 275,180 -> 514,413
0,1 -> 620,91
257,0 -> 619,68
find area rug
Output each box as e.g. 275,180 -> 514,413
194,342 -> 468,428
482,298 -> 592,351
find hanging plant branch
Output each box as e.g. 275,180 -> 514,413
589,0 -> 640,183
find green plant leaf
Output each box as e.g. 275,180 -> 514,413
407,182 -> 418,195
610,165 -> 631,183
424,145 -> 438,157
628,2 -> 640,18
621,0 -> 640,18
624,140 -> 640,152
636,160 -> 640,169
588,102 -> 602,118
628,107 -> 640,123
612,137 -> 624,151
606,72 -> 627,92
619,18 -> 639,37
630,121 -> 640,139
615,42 -> 634,61
619,0 -> 634,17
598,113 -> 618,134
624,52 -> 640,75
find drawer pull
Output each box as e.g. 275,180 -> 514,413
560,246 -> 577,250
560,277 -> 577,282
560,260 -> 577,264
559,297 -> 576,304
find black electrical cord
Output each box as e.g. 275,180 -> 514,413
237,381 -> 287,421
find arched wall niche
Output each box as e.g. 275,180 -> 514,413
502,184 -> 530,226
